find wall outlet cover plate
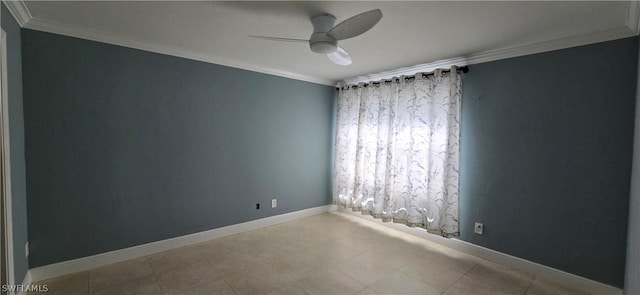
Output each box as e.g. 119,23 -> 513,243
474,222 -> 484,235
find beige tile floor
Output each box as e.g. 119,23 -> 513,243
30,212 -> 592,295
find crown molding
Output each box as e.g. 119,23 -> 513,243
2,0 -> 338,86
2,0 -> 32,27
341,25 -> 637,85
6,0 -> 639,87
340,56 -> 470,86
341,1 -> 640,85
23,18 -> 336,86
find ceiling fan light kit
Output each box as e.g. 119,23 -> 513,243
250,9 -> 383,66
327,46 -> 352,66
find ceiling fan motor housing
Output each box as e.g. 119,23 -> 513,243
310,34 -> 337,54
310,14 -> 338,54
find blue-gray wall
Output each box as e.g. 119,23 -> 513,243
21,29 -> 336,268
15,19 -> 640,289
625,36 -> 640,295
1,3 -> 28,285
460,37 -> 638,288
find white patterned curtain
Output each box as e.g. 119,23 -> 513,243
333,67 -> 461,237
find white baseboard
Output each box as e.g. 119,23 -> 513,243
28,204 -> 337,283
451,239 -> 621,295
335,209 -> 622,295
27,205 -> 621,295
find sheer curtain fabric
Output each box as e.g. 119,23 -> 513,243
333,67 -> 461,237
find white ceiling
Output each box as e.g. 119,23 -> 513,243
8,1 -> 639,85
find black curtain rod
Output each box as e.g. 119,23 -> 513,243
337,66 -> 469,90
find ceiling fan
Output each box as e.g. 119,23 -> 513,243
250,9 -> 383,66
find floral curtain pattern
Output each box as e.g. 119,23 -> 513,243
333,67 -> 461,237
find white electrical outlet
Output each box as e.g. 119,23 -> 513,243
271,198 -> 277,208
474,222 -> 484,235
25,241 -> 29,257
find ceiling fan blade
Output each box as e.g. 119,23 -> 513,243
249,36 -> 309,43
327,46 -> 352,66
327,9 -> 382,41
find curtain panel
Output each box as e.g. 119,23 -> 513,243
333,67 -> 461,237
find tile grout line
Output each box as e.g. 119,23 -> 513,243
176,259 -> 225,295
215,270 -> 239,295
522,276 -> 537,295
441,261 -> 480,294
87,271 -> 91,295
